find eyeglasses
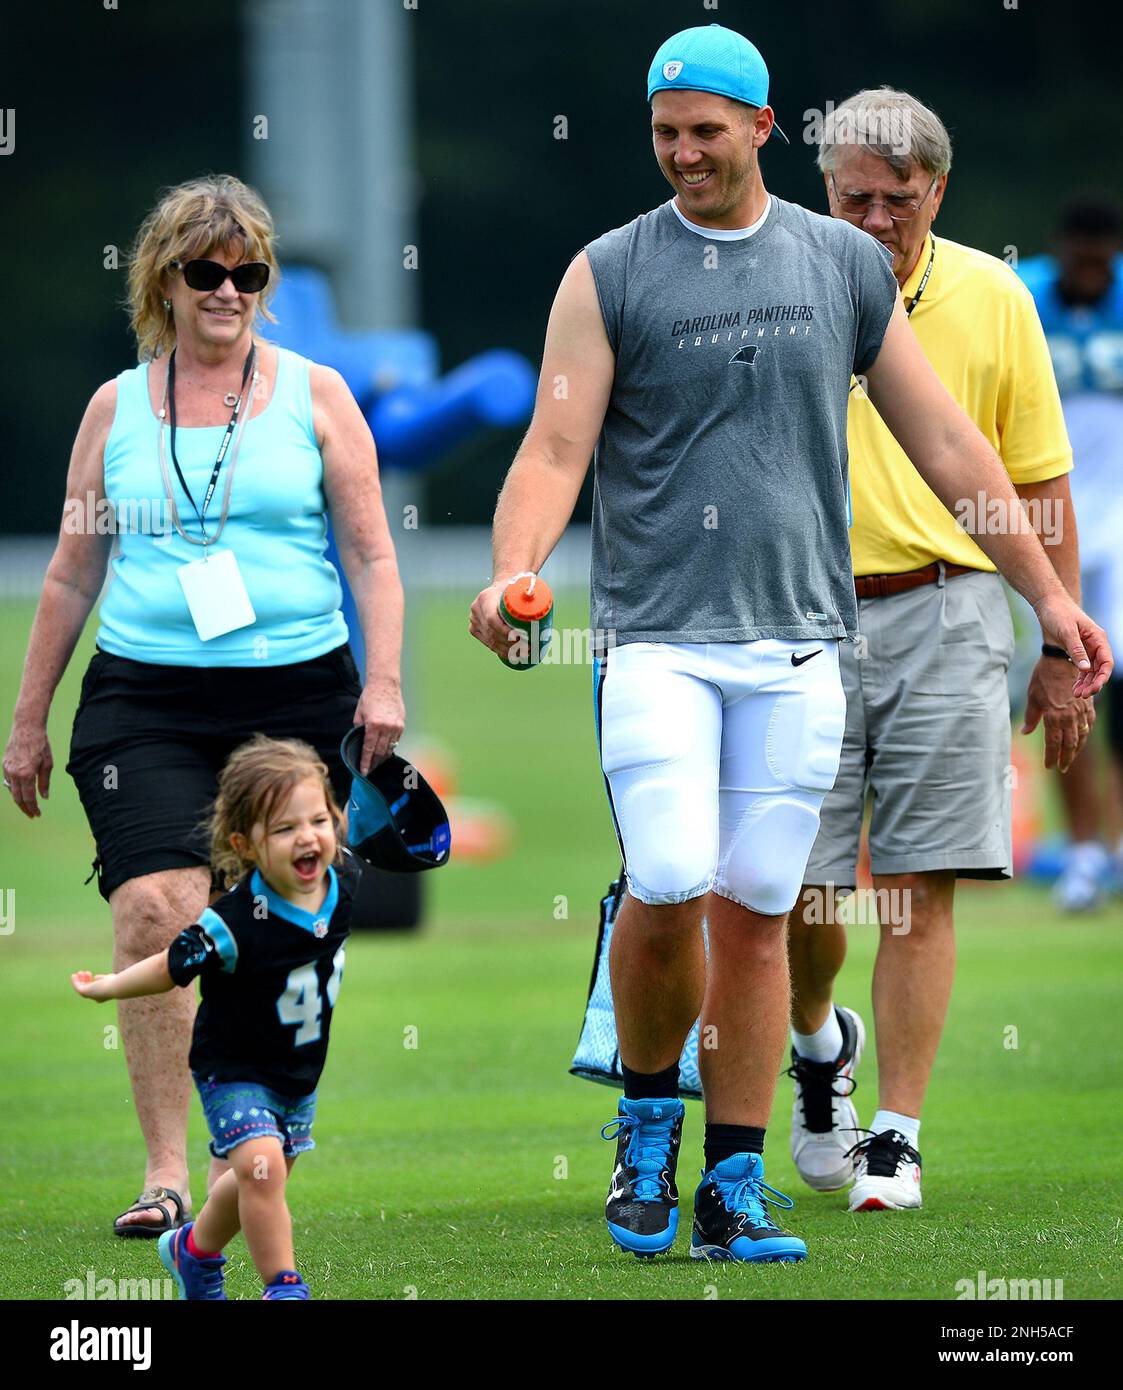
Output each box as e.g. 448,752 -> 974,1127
829,174 -> 937,222
172,258 -> 271,294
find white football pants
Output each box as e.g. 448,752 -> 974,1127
594,639 -> 846,916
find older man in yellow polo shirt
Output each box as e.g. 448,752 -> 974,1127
786,87 -> 1090,1212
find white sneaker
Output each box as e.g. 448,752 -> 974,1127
787,1006 -> 865,1192
1053,841 -> 1110,913
848,1129 -> 923,1212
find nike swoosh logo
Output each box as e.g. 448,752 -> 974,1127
791,650 -> 822,667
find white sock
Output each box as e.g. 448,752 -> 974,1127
792,1008 -> 843,1063
871,1109 -> 920,1149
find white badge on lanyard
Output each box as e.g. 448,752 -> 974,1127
176,547 -> 256,641
160,345 -> 259,642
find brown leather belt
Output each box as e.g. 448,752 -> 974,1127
854,562 -> 981,600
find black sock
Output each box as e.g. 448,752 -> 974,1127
621,1062 -> 680,1101
704,1123 -> 765,1170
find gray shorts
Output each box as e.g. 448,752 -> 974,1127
805,568 -> 1015,889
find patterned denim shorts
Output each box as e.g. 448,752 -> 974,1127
195,1076 -> 318,1159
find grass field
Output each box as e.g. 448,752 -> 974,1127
2,592 -> 1121,1301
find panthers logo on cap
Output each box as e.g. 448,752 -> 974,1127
662,60 -> 684,80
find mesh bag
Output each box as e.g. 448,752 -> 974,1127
569,871 -> 704,1100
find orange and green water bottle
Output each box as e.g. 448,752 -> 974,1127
498,573 -> 554,670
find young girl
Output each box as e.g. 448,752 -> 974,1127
72,735 -> 361,1301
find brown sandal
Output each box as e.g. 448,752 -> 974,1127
113,1185 -> 192,1239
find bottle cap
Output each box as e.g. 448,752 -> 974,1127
502,573 -> 553,622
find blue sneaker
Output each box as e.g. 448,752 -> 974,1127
601,1096 -> 684,1258
263,1270 -> 311,1299
691,1153 -> 807,1263
158,1222 -> 227,1300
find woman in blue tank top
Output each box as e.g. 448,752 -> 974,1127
2,174 -> 404,1238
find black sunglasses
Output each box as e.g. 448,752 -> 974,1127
173,258 -> 270,294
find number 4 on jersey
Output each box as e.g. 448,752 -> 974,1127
276,946 -> 346,1044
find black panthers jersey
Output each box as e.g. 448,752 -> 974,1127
167,850 -> 362,1096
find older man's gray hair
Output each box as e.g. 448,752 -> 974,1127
817,88 -> 952,180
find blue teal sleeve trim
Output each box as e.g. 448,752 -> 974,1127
198,907 -> 239,972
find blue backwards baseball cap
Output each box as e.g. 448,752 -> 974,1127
341,727 -> 451,874
647,24 -> 789,146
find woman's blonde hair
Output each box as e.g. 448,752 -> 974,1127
126,173 -> 281,361
209,735 -> 343,889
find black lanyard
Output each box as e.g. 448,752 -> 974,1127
850,240 -> 935,396
166,344 -> 255,540
905,240 -> 936,317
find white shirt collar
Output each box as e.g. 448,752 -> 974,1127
671,195 -> 772,241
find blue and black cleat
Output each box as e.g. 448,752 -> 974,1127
690,1152 -> 807,1263
601,1096 -> 685,1258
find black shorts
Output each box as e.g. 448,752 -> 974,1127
1108,676 -> 1123,763
66,644 -> 363,900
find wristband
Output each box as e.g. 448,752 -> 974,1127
1041,643 -> 1072,663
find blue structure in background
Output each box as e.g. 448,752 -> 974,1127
268,264 -> 537,667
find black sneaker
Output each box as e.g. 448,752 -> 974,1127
847,1129 -> 923,1211
691,1152 -> 807,1262
600,1096 -> 684,1258
785,1005 -> 865,1191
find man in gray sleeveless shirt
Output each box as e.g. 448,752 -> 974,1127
469,24 -> 1111,1265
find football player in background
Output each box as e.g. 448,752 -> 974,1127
1019,201 -> 1123,911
